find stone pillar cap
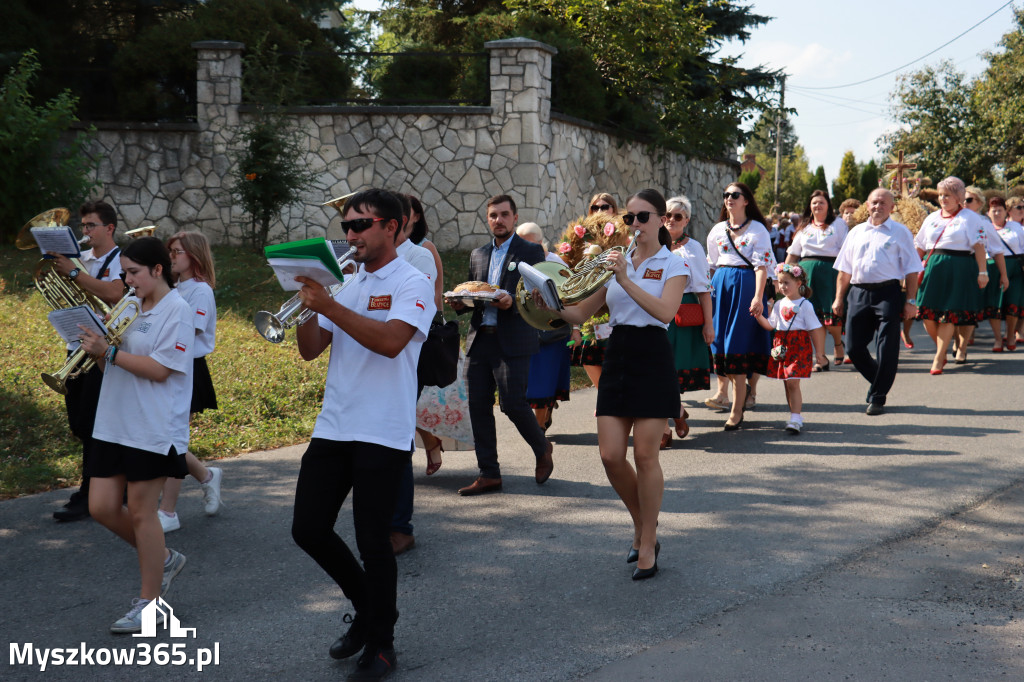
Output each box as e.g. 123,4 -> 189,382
191,40 -> 245,50
484,37 -> 557,55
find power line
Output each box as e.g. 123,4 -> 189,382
789,89 -> 886,117
792,0 -> 1015,90
788,85 -> 888,108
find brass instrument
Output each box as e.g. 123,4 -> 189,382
254,246 -> 358,343
323,192 -> 357,217
515,231 -> 640,330
41,287 -> 140,394
125,225 -> 157,239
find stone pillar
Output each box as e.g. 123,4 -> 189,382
484,38 -> 557,225
192,41 -> 244,237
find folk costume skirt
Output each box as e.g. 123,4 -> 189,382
666,292 -> 711,392
710,266 -> 770,376
980,258 -> 1003,321
526,338 -> 571,409
1001,255 -> 1024,318
766,329 -> 813,380
916,250 -> 983,325
798,256 -> 841,326
596,325 -> 680,419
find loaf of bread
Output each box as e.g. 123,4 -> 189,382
452,281 -> 497,294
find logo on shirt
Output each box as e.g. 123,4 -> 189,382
137,321 -> 152,334
368,295 -> 392,311
101,269 -> 110,279
642,268 -> 663,280
175,342 -> 187,352
781,306 -> 797,322
415,299 -> 425,310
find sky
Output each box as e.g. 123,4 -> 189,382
349,0 -> 1018,184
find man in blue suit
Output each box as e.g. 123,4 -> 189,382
448,195 -> 554,495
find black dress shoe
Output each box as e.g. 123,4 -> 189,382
330,613 -> 366,660
53,497 -> 90,522
347,646 -> 396,681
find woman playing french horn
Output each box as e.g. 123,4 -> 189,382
76,237 -> 195,634
535,189 -> 688,581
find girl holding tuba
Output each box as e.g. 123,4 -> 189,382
537,189 -> 688,581
77,237 -> 195,633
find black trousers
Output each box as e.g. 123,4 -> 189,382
845,283 -> 904,406
291,438 -> 410,648
466,333 -> 547,479
63,359 -> 104,499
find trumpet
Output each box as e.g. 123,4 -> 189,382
41,287 -> 140,394
253,246 -> 358,343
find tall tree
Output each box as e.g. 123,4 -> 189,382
878,60 -> 988,184
811,166 -> 828,194
754,144 -> 813,213
973,7 -> 1024,185
832,151 -> 860,202
743,110 -> 798,160
858,159 -> 880,199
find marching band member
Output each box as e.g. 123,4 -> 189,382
157,231 -> 223,532
50,200 -> 127,522
77,237 -> 194,633
290,188 -> 434,681
538,188 -> 688,581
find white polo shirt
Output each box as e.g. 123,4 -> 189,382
787,218 -> 849,258
605,246 -> 689,329
175,278 -> 217,358
312,257 -> 435,450
834,218 -> 922,284
673,239 -> 712,294
768,297 -> 822,332
93,289 -> 194,455
397,239 -> 437,282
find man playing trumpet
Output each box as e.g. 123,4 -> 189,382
290,188 -> 435,681
50,200 -> 127,522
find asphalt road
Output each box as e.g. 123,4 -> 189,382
3,327 -> 1023,681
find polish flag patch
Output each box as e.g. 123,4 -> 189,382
415,299 -> 425,310
196,308 -> 207,316
175,342 -> 187,352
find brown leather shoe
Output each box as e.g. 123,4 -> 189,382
390,531 -> 415,556
458,477 -> 503,496
535,440 -> 554,484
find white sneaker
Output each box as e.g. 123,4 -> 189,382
785,420 -> 802,434
110,598 -> 151,634
161,548 -> 187,597
158,509 -> 180,533
200,467 -> 223,516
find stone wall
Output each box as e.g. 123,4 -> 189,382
79,39 -> 738,250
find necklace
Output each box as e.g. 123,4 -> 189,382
812,220 -> 827,228
727,218 -> 750,231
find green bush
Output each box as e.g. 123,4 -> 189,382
0,51 -> 96,243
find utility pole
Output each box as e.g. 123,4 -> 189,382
773,74 -> 785,212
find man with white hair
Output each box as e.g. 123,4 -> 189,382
832,189 -> 923,415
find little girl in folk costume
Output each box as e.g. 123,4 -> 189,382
753,263 -> 827,434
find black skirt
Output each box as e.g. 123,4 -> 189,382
86,440 -> 188,482
596,325 -> 680,419
190,356 -> 218,414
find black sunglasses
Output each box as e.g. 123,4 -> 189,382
341,217 -> 387,233
622,211 -> 656,225
590,203 -> 612,212
965,197 -> 978,204
668,212 -> 688,222
723,191 -> 743,200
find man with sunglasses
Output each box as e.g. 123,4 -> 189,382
448,194 -> 553,496
291,188 -> 435,681
48,200 -> 127,522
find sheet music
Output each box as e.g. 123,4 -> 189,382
47,305 -> 107,344
31,226 -> 80,257
517,261 -> 563,311
267,257 -> 341,291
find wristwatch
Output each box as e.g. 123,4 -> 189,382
907,298 -> 917,306
68,268 -> 80,280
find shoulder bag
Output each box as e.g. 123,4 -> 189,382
417,311 -> 460,388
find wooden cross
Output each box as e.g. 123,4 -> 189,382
885,150 -> 918,198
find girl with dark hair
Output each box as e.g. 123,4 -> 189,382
706,182 -> 775,429
77,236 -> 194,633
538,188 -> 688,580
786,190 -> 849,369
157,231 -> 223,532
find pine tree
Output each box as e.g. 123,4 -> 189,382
832,151 -> 860,202
859,160 -> 880,199
812,166 -> 828,194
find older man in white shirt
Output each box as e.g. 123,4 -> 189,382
832,189 -> 923,416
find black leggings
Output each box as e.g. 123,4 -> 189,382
291,438 -> 410,647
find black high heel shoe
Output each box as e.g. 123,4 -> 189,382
630,542 -> 661,579
626,540 -> 660,564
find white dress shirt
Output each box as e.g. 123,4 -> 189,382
834,218 -> 923,284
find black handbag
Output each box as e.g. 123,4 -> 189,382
417,311 -> 460,388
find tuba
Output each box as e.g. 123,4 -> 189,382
40,287 -> 141,394
515,231 -> 639,330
